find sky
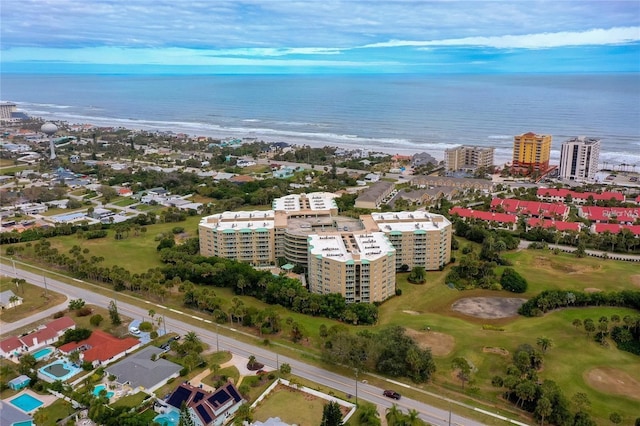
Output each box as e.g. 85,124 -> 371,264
1,0 -> 639,74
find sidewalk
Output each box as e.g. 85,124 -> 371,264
0,296 -> 69,334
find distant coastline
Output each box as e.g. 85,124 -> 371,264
3,73 -> 639,168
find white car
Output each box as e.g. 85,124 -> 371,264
129,326 -> 140,335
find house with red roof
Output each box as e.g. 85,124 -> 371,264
537,188 -> 625,204
491,198 -> 569,220
592,223 -> 640,236
527,218 -> 581,232
578,206 -> 640,224
0,317 -> 75,358
449,207 -> 517,230
59,329 -> 140,367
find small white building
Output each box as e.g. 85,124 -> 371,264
0,290 -> 22,310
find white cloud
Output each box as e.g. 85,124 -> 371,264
363,27 -> 640,50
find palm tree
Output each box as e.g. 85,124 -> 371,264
358,404 -> 380,426
184,331 -> 202,346
536,337 -> 553,353
386,404 -> 404,426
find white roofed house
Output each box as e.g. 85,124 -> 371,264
0,290 -> 22,310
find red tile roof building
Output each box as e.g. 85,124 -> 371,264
578,206 -> 640,224
59,329 -> 140,367
592,223 -> 640,236
0,317 -> 76,358
537,188 -> 625,204
491,198 -> 569,220
527,218 -> 581,232
449,207 -> 517,230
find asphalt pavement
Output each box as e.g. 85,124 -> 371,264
0,259 -> 527,426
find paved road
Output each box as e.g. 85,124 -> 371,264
517,241 -> 640,261
0,260 -> 526,426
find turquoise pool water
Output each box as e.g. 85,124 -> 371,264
39,359 -> 82,382
154,410 -> 180,426
93,384 -> 114,399
10,393 -> 44,412
32,347 -> 53,361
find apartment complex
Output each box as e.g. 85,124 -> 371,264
0,103 -> 17,120
444,145 -> 495,171
361,211 -> 452,271
559,136 -> 601,182
308,232 -> 396,303
512,132 -> 552,174
199,192 -> 452,303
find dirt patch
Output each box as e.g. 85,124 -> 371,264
451,297 -> 527,319
584,367 -> 640,401
532,256 -> 600,274
584,287 -> 602,293
483,347 -> 509,356
404,328 -> 455,356
403,310 -> 420,315
631,275 -> 640,288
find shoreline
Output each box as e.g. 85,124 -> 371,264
8,108 -> 640,169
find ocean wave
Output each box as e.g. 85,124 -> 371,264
487,135 -> 512,140
15,101 -> 74,109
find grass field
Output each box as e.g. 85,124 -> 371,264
0,277 -> 66,323
252,384 -> 329,426
3,219 -> 639,425
33,398 -> 75,426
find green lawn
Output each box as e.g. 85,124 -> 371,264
111,391 -> 149,408
0,277 -> 66,323
33,399 -> 75,426
112,197 -> 138,207
252,383 -> 328,426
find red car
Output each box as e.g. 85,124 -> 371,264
383,390 -> 401,400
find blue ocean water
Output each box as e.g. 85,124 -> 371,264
2,73 -> 639,165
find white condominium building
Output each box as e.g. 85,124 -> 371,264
362,211 -> 452,271
559,136 -> 601,182
199,192 -> 453,303
198,210 -> 277,265
307,232 -> 396,303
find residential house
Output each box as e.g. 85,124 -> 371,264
449,207 -> 517,230
591,223 -> 640,236
273,167 -> 295,179
0,317 -> 75,358
160,382 -> 244,426
527,218 -> 581,232
58,329 -> 140,368
490,198 -> 569,220
411,176 -> 493,192
354,181 -> 395,209
536,188 -> 625,204
411,152 -> 437,167
364,173 -> 380,183
0,401 -> 34,426
578,206 -> 640,225
105,346 -> 181,393
0,290 -> 23,309
15,203 -> 48,215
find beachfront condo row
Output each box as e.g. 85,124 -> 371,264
559,136 -> 601,182
511,132 -> 552,174
199,192 -> 452,303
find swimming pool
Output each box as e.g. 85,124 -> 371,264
93,384 -> 114,399
154,410 -> 180,426
32,347 -> 54,361
10,393 -> 44,413
39,359 -> 82,382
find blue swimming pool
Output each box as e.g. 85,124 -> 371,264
10,393 -> 44,413
93,384 -> 114,399
39,359 -> 82,382
154,410 -> 180,426
32,347 -> 54,361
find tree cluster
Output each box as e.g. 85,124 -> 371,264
160,241 -> 379,325
322,326 -> 436,383
519,289 -> 640,317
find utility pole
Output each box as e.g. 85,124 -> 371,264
355,368 -> 358,406
216,323 -> 220,352
43,274 -> 49,296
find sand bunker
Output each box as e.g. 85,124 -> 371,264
403,310 -> 420,315
483,347 -> 510,356
404,328 -> 455,356
451,297 -> 527,319
584,287 -> 602,293
584,367 -> 640,401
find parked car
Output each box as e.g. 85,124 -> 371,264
129,326 -> 140,335
168,335 -> 181,342
383,390 -> 401,400
255,369 -> 267,375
